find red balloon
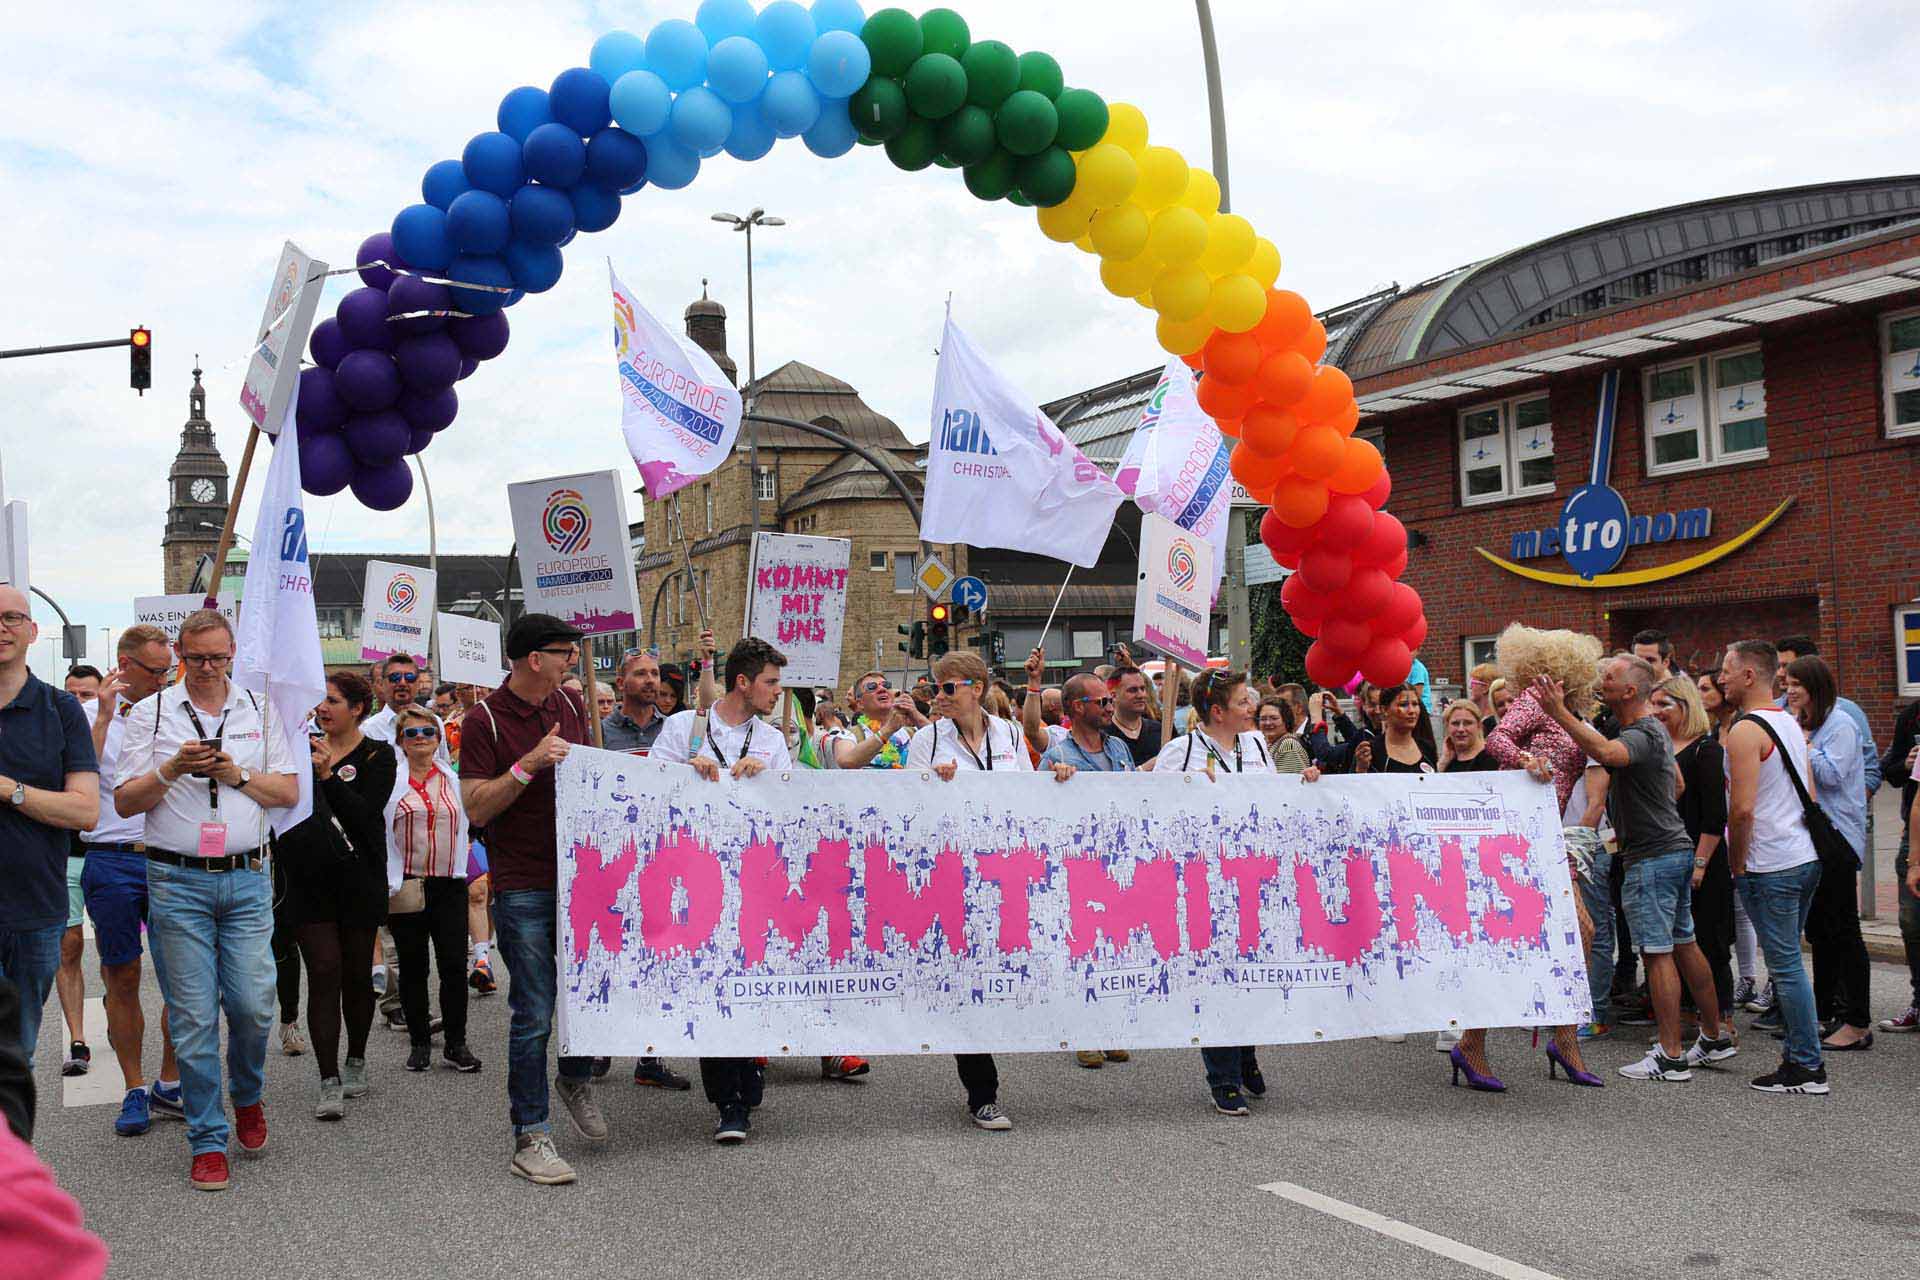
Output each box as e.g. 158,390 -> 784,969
1321,615 -> 1371,658
1260,508 -> 1314,558
1402,614 -> 1429,653
1357,511 -> 1406,566
1334,567 -> 1393,620
1297,543 -> 1353,594
1304,640 -> 1355,690
1318,494 -> 1374,547
1377,545 -> 1408,579
1361,636 -> 1413,687
1374,582 -> 1423,637
1361,470 -> 1392,510
1295,610 -> 1326,638
1196,375 -> 1255,423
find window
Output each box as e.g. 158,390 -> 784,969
316,608 -> 349,640
753,466 -> 776,502
892,552 -> 915,594
1463,634 -> 1498,674
702,484 -> 713,533
1897,604 -> 1920,698
1642,346 -> 1767,475
1457,394 -> 1553,505
869,550 -> 887,572
1881,309 -> 1920,437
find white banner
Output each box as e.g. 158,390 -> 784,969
133,593 -> 239,641
240,241 -> 327,434
507,469 -> 641,636
1114,360 -> 1232,587
435,612 -> 507,689
1133,512 -> 1215,669
555,754 -> 1587,1057
743,532 -> 849,689
357,559 -> 435,664
612,264 -> 742,499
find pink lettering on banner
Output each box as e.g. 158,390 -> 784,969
633,829 -> 724,955
863,843 -> 966,955
975,846 -> 1047,953
1387,839 -> 1473,946
1293,850 -> 1385,966
1218,854 -> 1281,956
1475,834 -> 1548,947
738,838 -> 854,966
568,836 -> 642,964
1063,855 -> 1180,960
1181,856 -> 1212,952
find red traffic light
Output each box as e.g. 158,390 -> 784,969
130,328 -> 151,347
930,603 -> 950,622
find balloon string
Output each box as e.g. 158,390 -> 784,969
222,258 -> 511,373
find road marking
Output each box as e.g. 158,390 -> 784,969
1255,1181 -> 1567,1280
63,997 -> 124,1109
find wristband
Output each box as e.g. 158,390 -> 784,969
509,763 -> 533,786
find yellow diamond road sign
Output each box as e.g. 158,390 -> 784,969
915,555 -> 954,601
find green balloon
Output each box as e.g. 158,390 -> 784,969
1052,87 -> 1109,151
849,77 -> 910,142
936,105 -> 997,166
963,149 -> 1018,201
904,52 -> 967,119
885,117 -> 940,171
932,154 -> 960,169
918,8 -> 971,60
959,39 -> 1018,108
994,89 -> 1057,157
1006,190 -> 1033,208
862,8 -> 924,78
1016,51 -> 1064,101
1016,146 -> 1076,207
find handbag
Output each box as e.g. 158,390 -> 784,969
389,877 -> 426,914
1735,713 -> 1860,873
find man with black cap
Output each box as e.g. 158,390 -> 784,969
459,613 -> 599,1185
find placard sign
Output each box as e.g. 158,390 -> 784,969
742,532 -> 850,688
132,593 -> 239,641
358,560 -> 436,664
1132,512 -> 1214,669
435,612 -> 508,689
239,241 -> 328,433
507,470 -> 640,635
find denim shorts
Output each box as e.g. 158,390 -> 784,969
81,848 -> 152,967
1621,848 -> 1697,954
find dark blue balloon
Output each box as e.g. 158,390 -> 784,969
393,332 -> 464,392
584,127 -> 649,190
570,184 -> 621,233
448,312 -> 510,361
391,204 -> 451,272
505,240 -> 565,293
457,356 -> 479,381
504,289 -> 526,308
556,228 -> 578,248
523,122 -> 587,187
509,184 -> 576,245
462,132 -> 525,197
406,424 -> 435,455
398,385 -> 459,434
445,190 -> 511,255
300,429 -> 355,497
446,254 -> 514,316
549,67 -> 613,135
421,160 -> 470,211
497,86 -> 554,142
344,411 -> 411,466
309,317 -> 350,370
336,350 -> 403,413
295,366 -> 348,434
387,275 -> 451,337
337,287 -> 395,353
357,233 -> 398,291
350,458 -> 415,511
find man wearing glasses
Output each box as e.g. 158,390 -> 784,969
363,655 -> 441,761
822,670 -> 924,770
112,609 -> 298,1191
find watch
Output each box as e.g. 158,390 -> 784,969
7,780 -> 23,807
238,769 -> 252,789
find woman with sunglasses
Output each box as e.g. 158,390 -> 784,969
383,706 -> 481,1075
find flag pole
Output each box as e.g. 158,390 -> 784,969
203,426 -> 261,606
1037,565 -> 1073,658
1159,657 -> 1181,739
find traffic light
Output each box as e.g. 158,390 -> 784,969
928,602 -> 951,657
967,627 -> 1006,666
898,621 -> 925,660
129,327 -> 151,394
948,600 -> 971,627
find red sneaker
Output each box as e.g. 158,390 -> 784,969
190,1152 -> 230,1192
821,1054 -> 871,1080
234,1102 -> 267,1155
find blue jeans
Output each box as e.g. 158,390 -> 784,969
0,923 -> 63,1061
1201,1045 -> 1257,1092
145,861 -> 276,1155
1568,832 -> 1614,1025
1738,861 -> 1824,1071
494,889 -> 591,1136
1622,849 -> 1697,954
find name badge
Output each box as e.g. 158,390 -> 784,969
197,822 -> 229,859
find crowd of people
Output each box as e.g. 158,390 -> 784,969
0,583 -> 1913,1198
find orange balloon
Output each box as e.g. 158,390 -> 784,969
1215,416 -> 1244,439
1195,375 -> 1254,423
1229,443 -> 1284,491
1201,330 -> 1263,386
1328,437 -> 1384,495
1301,366 -> 1355,423
1313,399 -> 1361,438
1240,404 -> 1300,457
1251,289 -> 1312,350
1253,350 -> 1313,406
1293,319 -> 1328,364
1270,474 -> 1331,528
1181,351 -> 1205,371
1289,424 -> 1346,480
1241,479 -> 1275,506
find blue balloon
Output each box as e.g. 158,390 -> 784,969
610,70 -> 673,137
549,67 -> 612,135
445,190 -> 512,255
806,29 -> 871,98
696,0 -> 758,43
724,99 -> 777,161
556,229 -> 577,249
569,184 -> 622,234
669,86 -> 732,153
462,132 -> 525,197
761,71 -> 822,137
802,98 -> 858,158
706,36 -> 769,104
497,87 -> 553,142
647,19 -> 709,92
585,128 -> 649,190
421,160 -> 470,211
590,31 -> 648,86
505,240 -> 565,294
446,254 -> 513,316
523,122 -> 587,187
645,137 -> 701,190
391,204 -> 452,272
756,2 -> 818,72
810,0 -> 866,35
509,184 -> 575,244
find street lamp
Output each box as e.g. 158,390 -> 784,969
711,207 -> 785,532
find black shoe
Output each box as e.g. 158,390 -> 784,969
443,1043 -> 482,1073
61,1041 -> 92,1077
1821,1029 -> 1873,1052
1242,1059 -> 1267,1097
713,1107 -> 750,1143
591,1056 -> 612,1079
406,1045 -> 432,1072
1751,1009 -> 1785,1033
1211,1087 -> 1251,1116
384,1008 -> 408,1033
1750,1060 -> 1830,1095
633,1057 -> 692,1090
428,1015 -> 444,1038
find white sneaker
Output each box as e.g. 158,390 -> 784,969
969,1103 -> 1013,1131
280,1022 -> 307,1056
1434,1029 -> 1461,1052
511,1132 -> 576,1185
1685,1033 -> 1739,1066
1619,1048 -> 1692,1082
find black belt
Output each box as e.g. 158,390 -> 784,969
84,841 -> 147,854
145,849 -> 261,873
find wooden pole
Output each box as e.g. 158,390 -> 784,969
1159,658 -> 1181,740
203,425 -> 261,606
578,645 -> 604,749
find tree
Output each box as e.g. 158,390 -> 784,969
1250,580 -> 1309,685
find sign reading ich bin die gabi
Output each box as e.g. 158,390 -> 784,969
507,470 -> 640,636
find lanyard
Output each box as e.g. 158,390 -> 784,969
1198,731 -> 1242,774
948,719 -> 994,771
707,717 -> 754,770
181,698 -> 231,813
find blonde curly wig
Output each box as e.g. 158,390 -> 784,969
1495,623 -> 1602,711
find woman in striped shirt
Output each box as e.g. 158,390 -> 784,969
383,706 -> 480,1074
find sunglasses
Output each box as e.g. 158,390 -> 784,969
401,726 -> 440,740
860,679 -> 890,694
389,670 -> 421,684
122,654 -> 173,678
1075,695 -> 1115,707
939,679 -> 979,697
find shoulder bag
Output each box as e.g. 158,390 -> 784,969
1735,712 -> 1859,874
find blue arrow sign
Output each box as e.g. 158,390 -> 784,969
950,575 -> 988,611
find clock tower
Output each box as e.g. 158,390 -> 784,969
161,362 -> 230,593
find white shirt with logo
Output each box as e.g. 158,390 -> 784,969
904,717 -> 1033,772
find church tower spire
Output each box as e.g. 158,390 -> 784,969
161,360 -> 230,593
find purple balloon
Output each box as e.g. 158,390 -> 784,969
309,317 -> 350,370
343,410 -> 411,466
337,287 -> 395,352
357,233 -> 398,290
406,425 -> 435,455
351,459 -> 415,511
299,429 -> 355,497
295,366 -> 348,434
447,312 -> 510,361
398,386 -> 459,433
393,332 -> 463,392
457,357 -> 479,381
335,349 -> 403,412
387,274 -> 451,338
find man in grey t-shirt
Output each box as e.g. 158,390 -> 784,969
1535,654 -> 1731,1082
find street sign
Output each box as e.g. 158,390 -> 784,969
61,625 -> 86,659
915,555 -> 954,600
950,575 -> 988,612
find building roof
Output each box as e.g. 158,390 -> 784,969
740,360 -> 911,450
1044,368 -> 1159,468
778,448 -> 925,517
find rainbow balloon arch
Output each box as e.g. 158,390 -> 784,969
291,0 -> 1425,688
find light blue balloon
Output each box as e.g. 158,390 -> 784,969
646,19 -> 709,92
755,1 -> 817,72
802,98 -> 858,158
723,100 -> 777,161
695,0 -> 758,43
761,70 -> 822,137
670,86 -> 733,153
589,31 -> 648,86
810,0 -> 867,36
806,29 -> 871,98
609,69 -> 673,136
646,137 -> 702,190
706,36 -> 769,105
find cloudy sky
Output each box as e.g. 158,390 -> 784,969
4,0 -> 1914,675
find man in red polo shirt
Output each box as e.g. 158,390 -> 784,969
459,614 -> 600,1186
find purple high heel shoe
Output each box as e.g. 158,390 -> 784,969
1546,1040 -> 1604,1087
1448,1045 -> 1506,1093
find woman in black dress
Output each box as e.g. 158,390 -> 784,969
1440,700 -> 1500,772
1351,684 -> 1437,774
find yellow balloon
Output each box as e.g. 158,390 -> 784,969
1100,253 -> 1160,299
1074,143 -> 1139,209
1209,274 -> 1267,333
1103,102 -> 1149,155
1180,169 -> 1221,217
1135,146 -> 1189,209
1146,206 -> 1208,266
1073,232 -> 1097,255
1152,264 -> 1211,322
1198,213 -> 1256,276
1036,197 -> 1093,244
1156,313 -> 1214,357
1246,237 -> 1282,288
1089,205 -> 1150,261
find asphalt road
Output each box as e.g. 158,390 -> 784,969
31,945 -> 1920,1280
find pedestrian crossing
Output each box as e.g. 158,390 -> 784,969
62,997 -> 123,1108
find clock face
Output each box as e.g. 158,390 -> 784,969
190,479 -> 217,503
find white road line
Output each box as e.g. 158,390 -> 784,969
62,997 -> 124,1109
1256,1181 -> 1567,1280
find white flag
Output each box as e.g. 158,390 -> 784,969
234,397 -> 325,835
1114,359 -> 1232,587
922,314 -> 1124,568
612,263 -> 742,499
